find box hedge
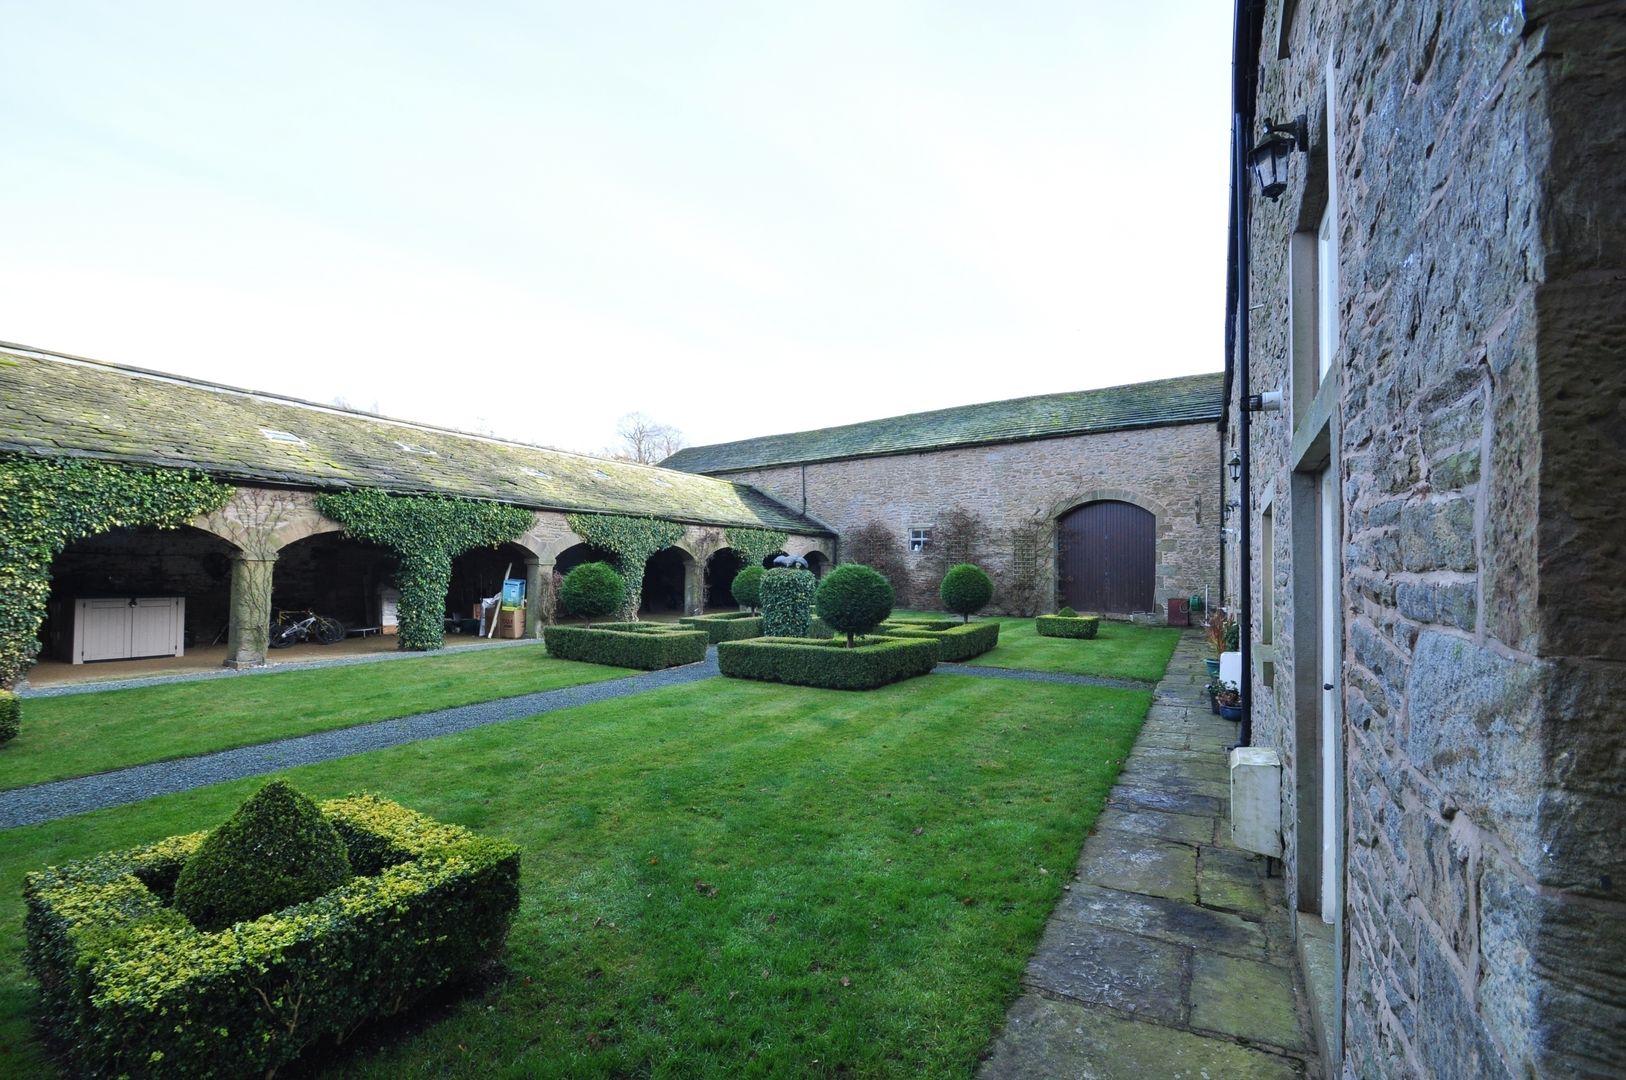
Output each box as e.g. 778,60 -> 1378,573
543,623 -> 709,669
1036,614 -> 1102,639
877,620 -> 1001,662
23,794 -> 520,1080
678,612 -> 764,643
717,635 -> 938,690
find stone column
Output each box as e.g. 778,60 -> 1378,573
224,553 -> 277,668
684,558 -> 706,615
524,558 -> 548,638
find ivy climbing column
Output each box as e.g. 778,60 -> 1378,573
225,553 -> 277,667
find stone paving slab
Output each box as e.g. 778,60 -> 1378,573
979,631 -> 1320,1078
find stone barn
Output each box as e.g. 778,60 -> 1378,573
663,373 -> 1225,617
1225,0 -> 1625,1075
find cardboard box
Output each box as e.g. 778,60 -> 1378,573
497,609 -> 525,639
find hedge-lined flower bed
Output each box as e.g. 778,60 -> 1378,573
678,611 -> 764,643
1036,614 -> 1102,639
543,623 -> 709,669
877,621 -> 1001,662
22,794 -> 520,1080
717,635 -> 938,690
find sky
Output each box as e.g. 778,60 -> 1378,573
0,2 -> 1233,457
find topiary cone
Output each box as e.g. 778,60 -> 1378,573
173,780 -> 353,931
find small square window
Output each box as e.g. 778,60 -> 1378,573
909,528 -> 931,552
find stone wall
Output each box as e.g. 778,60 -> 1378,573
1241,0 -> 1625,1077
714,421 -> 1221,614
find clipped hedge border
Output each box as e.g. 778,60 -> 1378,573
883,617 -> 962,632
1036,614 -> 1101,639
717,635 -> 938,690
543,623 -> 708,669
878,621 -> 1001,662
23,795 -> 520,1080
679,612 -> 765,643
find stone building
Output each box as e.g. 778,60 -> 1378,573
1225,0 -> 1624,1076
664,373 -> 1225,616
0,344 -> 832,677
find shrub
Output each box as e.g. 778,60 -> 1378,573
543,623 -> 708,669
806,614 -> 835,639
760,567 -> 816,637
679,612 -> 764,643
1036,614 -> 1101,639
1057,606 -> 1078,618
731,565 -> 764,612
717,635 -> 938,690
559,561 -> 625,619
816,564 -> 895,646
173,780 -> 352,932
842,522 -> 913,606
878,621 -> 1001,662
24,794 -> 519,1080
939,563 -> 994,623
0,689 -> 18,744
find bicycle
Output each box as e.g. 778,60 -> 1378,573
268,609 -> 346,649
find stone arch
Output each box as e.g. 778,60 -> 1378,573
1046,488 -> 1172,532
1047,489 -> 1175,615
641,545 -> 698,616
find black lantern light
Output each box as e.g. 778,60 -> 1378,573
1228,453 -> 1243,483
1247,115 -> 1308,200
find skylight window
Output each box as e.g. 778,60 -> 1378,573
260,428 -> 306,445
395,441 -> 437,456
521,467 -> 551,480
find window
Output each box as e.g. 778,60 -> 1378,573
260,428 -> 305,445
395,441 -> 437,456
908,528 -> 931,553
1316,202 -> 1339,378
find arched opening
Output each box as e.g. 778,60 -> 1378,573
640,547 -> 694,618
704,548 -> 745,610
553,542 -> 617,577
271,532 -> 399,632
1056,500 -> 1156,614
806,551 -> 829,578
41,525 -> 240,665
448,542 -> 536,632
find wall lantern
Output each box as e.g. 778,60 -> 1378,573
1228,453 -> 1243,483
1248,115 -> 1308,200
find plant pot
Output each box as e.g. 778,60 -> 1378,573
1218,702 -> 1242,722
1210,693 -> 1221,715
1204,657 -> 1221,678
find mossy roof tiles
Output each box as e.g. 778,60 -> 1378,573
0,345 -> 829,533
662,371 -> 1224,474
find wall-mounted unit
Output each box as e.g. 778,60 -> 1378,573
1229,746 -> 1283,858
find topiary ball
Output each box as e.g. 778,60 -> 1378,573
940,563 -> 994,623
1057,606 -> 1078,618
815,564 -> 895,646
559,561 -> 625,619
0,690 -> 19,744
760,567 -> 816,637
731,565 -> 765,612
173,780 -> 352,931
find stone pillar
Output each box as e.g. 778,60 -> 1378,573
224,553 -> 277,668
684,558 -> 705,615
524,558 -> 548,638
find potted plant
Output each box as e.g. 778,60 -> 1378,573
1204,611 -> 1226,677
1213,680 -> 1242,721
1204,681 -> 1222,714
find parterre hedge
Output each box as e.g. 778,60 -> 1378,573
1036,614 -> 1102,639
717,635 -> 938,690
877,620 -> 1001,662
543,623 -> 708,669
23,793 -> 520,1080
678,612 -> 764,643
883,617 -> 961,632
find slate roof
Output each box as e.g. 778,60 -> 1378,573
0,344 -> 829,534
661,371 -> 1224,474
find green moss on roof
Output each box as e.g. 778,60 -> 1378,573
662,372 -> 1224,474
0,345 -> 827,534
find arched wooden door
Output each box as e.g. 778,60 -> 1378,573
1056,500 -> 1155,614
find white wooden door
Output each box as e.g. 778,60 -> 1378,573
130,597 -> 184,658
73,597 -> 185,663
77,599 -> 131,663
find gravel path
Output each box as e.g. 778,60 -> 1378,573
0,654 -> 719,829
934,663 -> 1154,691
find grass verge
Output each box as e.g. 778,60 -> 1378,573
1,646 -> 632,791
0,674 -> 1149,1078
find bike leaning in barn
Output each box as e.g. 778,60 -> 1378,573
268,609 -> 346,649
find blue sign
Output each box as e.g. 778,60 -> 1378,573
501,578 -> 526,606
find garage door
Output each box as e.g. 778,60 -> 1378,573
1056,501 -> 1155,614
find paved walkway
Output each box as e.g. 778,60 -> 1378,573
978,632 -> 1320,1078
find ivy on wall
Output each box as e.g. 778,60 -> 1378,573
0,456 -> 234,690
565,513 -> 684,617
723,527 -> 789,569
316,490 -> 532,651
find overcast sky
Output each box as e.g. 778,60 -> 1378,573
1,2 -> 1232,457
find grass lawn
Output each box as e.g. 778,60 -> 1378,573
891,611 -> 1183,682
1,646 -> 634,792
0,674 -> 1150,1078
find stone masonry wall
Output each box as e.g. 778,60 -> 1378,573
1244,0 -> 1625,1077
716,421 -> 1221,615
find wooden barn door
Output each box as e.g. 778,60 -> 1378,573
1057,501 -> 1155,614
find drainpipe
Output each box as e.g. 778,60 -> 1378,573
1234,114 -> 1255,748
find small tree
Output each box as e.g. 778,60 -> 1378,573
731,566 -> 765,612
816,564 -> 895,647
940,563 -> 994,623
559,562 -> 625,619
760,568 -> 816,636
